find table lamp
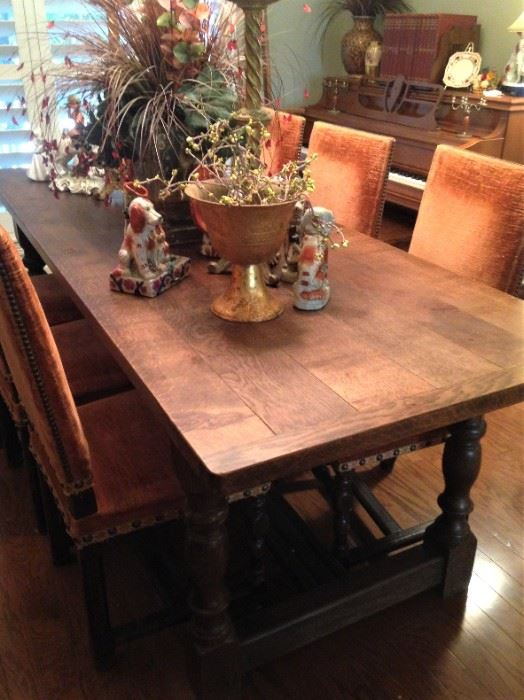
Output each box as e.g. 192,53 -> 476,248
501,10 -> 524,96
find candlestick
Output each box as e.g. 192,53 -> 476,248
451,95 -> 487,137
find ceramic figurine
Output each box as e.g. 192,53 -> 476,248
110,184 -> 190,297
278,201 -> 306,284
28,95 -> 107,195
365,41 -> 382,78
293,207 -> 335,311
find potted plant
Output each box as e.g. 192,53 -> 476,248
35,0 -> 241,235
323,0 -> 411,76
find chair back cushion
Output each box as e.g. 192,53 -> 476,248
0,227 -> 92,495
410,145 -> 524,294
308,122 -> 394,237
262,110 -> 306,176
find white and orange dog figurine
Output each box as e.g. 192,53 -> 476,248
110,183 -> 190,298
118,194 -> 167,279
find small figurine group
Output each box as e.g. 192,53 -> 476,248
109,183 -> 190,298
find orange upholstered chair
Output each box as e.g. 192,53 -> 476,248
262,109 -> 306,176
308,121 -> 394,237
409,145 -> 524,296
0,244 -> 131,473
0,227 -> 185,663
9,226 -> 82,325
1,231 -> 126,464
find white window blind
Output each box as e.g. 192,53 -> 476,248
0,0 -> 105,225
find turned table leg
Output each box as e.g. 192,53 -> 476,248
15,224 -> 46,276
187,490 -> 241,699
425,416 -> 486,597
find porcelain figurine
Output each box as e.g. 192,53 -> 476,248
278,201 -> 306,284
293,207 -> 335,311
110,185 -> 190,297
28,95 -> 107,195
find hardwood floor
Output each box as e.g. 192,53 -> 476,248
0,208 -> 522,700
0,404 -> 521,699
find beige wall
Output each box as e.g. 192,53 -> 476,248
269,0 -> 524,107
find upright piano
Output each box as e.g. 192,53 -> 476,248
303,76 -> 524,210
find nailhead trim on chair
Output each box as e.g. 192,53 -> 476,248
0,256 -> 93,494
72,506 -> 184,549
31,435 -> 184,550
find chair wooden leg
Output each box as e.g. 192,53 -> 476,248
332,465 -> 353,561
22,435 -> 47,535
39,471 -> 75,565
0,395 -> 24,469
247,494 -> 269,589
79,544 -> 116,668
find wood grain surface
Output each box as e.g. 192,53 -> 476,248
0,171 -> 522,494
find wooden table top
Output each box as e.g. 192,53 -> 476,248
1,171 -> 522,494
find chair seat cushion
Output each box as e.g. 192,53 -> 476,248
65,390 -> 185,545
52,319 -> 131,404
32,274 -> 83,326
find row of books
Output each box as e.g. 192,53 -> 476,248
380,13 -> 478,82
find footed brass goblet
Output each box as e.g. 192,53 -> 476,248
186,182 -> 296,322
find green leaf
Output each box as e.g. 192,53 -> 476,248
190,43 -> 205,58
182,0 -> 198,8
184,111 -> 209,130
156,12 -> 172,28
173,42 -> 190,64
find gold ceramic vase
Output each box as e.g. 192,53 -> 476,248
341,16 -> 382,76
186,182 -> 296,322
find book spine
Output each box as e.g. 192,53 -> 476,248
380,14 -> 399,77
397,15 -> 409,76
420,16 -> 440,81
410,15 -> 424,80
404,15 -> 419,79
381,14 -> 478,82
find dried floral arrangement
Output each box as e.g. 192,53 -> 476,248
34,0 -> 243,186
163,117 -> 316,205
334,0 -> 412,16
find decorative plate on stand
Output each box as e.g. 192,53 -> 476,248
443,43 -> 482,89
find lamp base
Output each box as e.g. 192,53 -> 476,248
211,264 -> 283,322
500,81 -> 524,97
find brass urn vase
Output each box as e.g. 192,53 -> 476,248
341,16 -> 382,75
186,182 -> 296,321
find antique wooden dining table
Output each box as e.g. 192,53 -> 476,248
0,170 -> 522,698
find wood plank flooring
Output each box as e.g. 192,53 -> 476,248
0,207 -> 522,700
0,404 -> 521,699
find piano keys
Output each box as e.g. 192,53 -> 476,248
302,76 -> 524,209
